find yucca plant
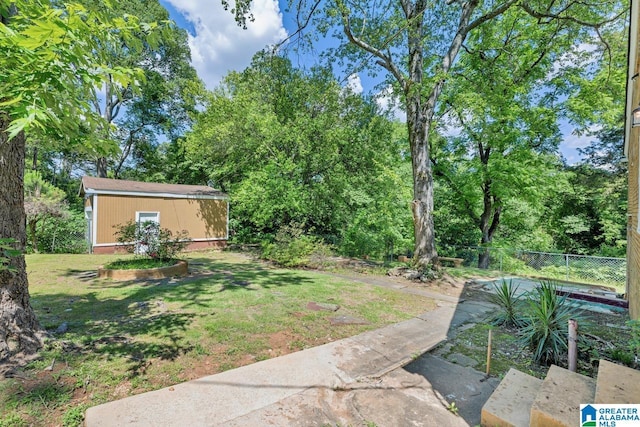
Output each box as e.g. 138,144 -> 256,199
519,280 -> 584,365
489,279 -> 525,327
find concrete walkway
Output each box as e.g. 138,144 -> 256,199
85,302 -> 472,427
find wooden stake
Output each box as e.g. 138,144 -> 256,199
486,329 -> 492,376
568,319 -> 578,372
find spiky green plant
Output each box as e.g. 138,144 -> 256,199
519,281 -> 584,365
489,279 -> 524,327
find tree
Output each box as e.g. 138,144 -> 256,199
76,0 -> 203,178
431,6 -> 577,268
0,0 -> 147,361
183,53 -> 412,256
548,16 -> 628,256
229,0 -> 626,268
24,171 -> 67,252
546,127 -> 627,256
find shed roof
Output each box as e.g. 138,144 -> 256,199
80,176 -> 228,199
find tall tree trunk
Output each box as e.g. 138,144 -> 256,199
477,144 -> 501,269
31,145 -> 37,170
339,0 -> 481,269
407,101 -> 438,268
478,183 -> 501,269
0,114 -> 43,362
96,157 -> 108,178
404,0 -> 438,269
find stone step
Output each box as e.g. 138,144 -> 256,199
595,359 -> 640,403
530,364 -> 596,427
481,368 -> 543,427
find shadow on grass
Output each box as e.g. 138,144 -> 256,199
32,256 -> 314,378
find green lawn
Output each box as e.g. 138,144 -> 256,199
1,251 -> 435,427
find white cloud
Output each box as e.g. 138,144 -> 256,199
562,132 -> 593,149
345,73 -> 363,94
375,85 -> 406,121
164,0 -> 288,89
558,121 -> 598,165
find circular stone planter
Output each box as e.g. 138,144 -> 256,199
98,260 -> 188,281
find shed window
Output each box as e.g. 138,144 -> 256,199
136,211 -> 160,225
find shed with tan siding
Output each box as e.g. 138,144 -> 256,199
80,177 -> 229,254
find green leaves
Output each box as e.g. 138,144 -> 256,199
518,281 -> 585,365
18,10 -> 67,48
0,0 -> 155,144
182,54 -> 412,256
489,279 -> 525,328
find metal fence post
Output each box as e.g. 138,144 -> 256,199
565,254 -> 569,281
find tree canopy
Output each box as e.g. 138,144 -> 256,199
228,0 -> 627,268
183,53 -> 414,257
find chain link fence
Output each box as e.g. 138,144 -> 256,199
30,214 -> 89,254
47,229 -> 88,254
446,246 -> 626,290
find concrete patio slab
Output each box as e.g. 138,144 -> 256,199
85,304 -> 463,427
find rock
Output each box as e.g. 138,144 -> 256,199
56,322 -> 68,335
387,267 -> 409,276
307,302 -> 340,312
448,353 -> 478,368
329,315 -> 370,326
128,301 -> 149,310
403,270 -> 422,280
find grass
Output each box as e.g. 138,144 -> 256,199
2,250 -> 436,427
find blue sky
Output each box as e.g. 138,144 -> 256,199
158,0 -> 591,164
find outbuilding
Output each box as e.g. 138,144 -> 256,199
80,176 -> 229,254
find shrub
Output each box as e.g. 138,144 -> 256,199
489,279 -> 525,327
518,280 -> 584,365
500,255 -> 537,275
261,224 -> 332,267
114,221 -> 190,261
610,348 -> 635,367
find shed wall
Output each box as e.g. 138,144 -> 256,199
628,11 -> 640,320
95,195 -> 227,245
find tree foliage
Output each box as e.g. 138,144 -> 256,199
431,6 -> 573,267
1,0 -> 147,139
23,171 -> 67,252
183,53 -> 413,258
227,0 -> 627,268
0,0 -> 152,360
70,0 -> 204,178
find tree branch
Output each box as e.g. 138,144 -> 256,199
519,2 -> 627,29
338,0 -> 407,90
464,0 -> 519,38
272,0 -> 322,51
